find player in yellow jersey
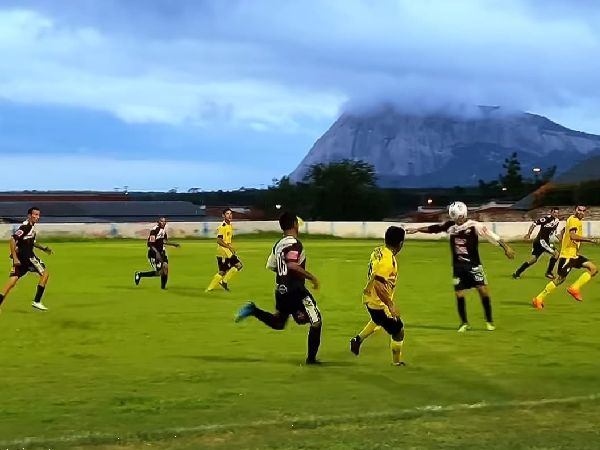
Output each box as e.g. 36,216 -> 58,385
206,208 -> 243,292
533,205 -> 597,308
350,226 -> 407,366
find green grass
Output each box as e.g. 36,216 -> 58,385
1,239 -> 600,450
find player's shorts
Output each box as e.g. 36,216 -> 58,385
453,264 -> 487,291
217,255 -> 242,273
275,287 -> 321,326
367,306 -> 403,335
557,256 -> 589,278
531,239 -> 555,258
10,256 -> 46,278
148,252 -> 168,272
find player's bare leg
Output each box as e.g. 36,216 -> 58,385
476,285 -> 494,330
455,289 -> 470,332
391,328 -> 405,366
221,261 -> 243,291
0,276 -> 19,312
567,261 -> 597,302
32,269 -> 49,311
160,263 -> 169,290
545,254 -> 559,279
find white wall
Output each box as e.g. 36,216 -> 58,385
0,220 -> 597,240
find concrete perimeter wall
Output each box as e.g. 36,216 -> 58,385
1,220 -> 598,241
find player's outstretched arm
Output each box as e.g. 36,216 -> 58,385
525,222 -> 537,240
373,278 -> 399,318
568,229 -> 598,244
407,222 -> 450,235
475,223 -> 515,259
34,242 -> 53,254
9,238 -> 19,265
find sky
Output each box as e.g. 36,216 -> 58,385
0,0 -> 599,191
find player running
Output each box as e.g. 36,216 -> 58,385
206,208 -> 243,292
0,207 -> 53,312
134,217 -> 179,290
234,212 -> 322,365
407,201 -> 515,331
532,205 -> 597,308
512,207 -> 560,280
350,226 -> 407,366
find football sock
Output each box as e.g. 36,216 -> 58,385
358,320 -> 380,341
571,272 -> 592,290
537,281 -> 557,301
456,296 -> 468,324
0,294 -> 4,306
207,273 -> 223,291
253,307 -> 285,330
547,257 -> 558,274
307,325 -> 322,361
161,274 -> 168,290
515,262 -> 530,276
481,296 -> 493,323
34,285 -> 45,303
139,271 -> 158,278
391,339 -> 404,365
222,267 -> 238,284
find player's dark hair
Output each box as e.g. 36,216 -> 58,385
385,226 -> 406,248
28,206 -> 40,215
551,207 -> 559,212
222,208 -> 232,215
279,212 -> 298,231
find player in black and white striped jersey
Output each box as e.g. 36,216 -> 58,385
0,206 -> 53,312
512,207 -> 560,280
233,212 -> 322,365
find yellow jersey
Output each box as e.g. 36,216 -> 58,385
363,245 -> 397,311
560,215 -> 582,259
216,221 -> 234,258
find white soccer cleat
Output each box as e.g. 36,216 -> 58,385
457,323 -> 471,333
486,322 -> 496,331
32,301 -> 48,311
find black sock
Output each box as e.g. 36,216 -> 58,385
253,307 -> 286,330
515,262 -> 530,276
34,285 -> 45,303
139,271 -> 158,278
307,325 -> 322,361
481,296 -> 493,323
547,257 -> 557,274
0,293 -> 4,306
161,274 -> 168,289
457,296 -> 468,324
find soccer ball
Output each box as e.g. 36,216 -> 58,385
448,201 -> 468,220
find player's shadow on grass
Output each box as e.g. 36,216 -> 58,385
408,323 -> 459,331
179,354 -> 354,367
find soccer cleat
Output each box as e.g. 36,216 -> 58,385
486,322 -> 496,331
545,273 -> 555,280
350,336 -> 362,356
457,323 -> 471,333
512,273 -> 520,279
32,301 -> 48,311
393,361 -> 406,367
305,358 -> 322,365
532,297 -> 544,309
234,302 -> 255,322
567,286 -> 583,302
219,281 -> 230,291
134,272 -> 141,286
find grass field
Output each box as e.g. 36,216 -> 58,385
1,237 -> 600,450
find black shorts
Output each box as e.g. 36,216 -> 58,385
532,239 -> 555,258
557,256 -> 589,278
148,252 -> 168,271
453,264 -> 487,291
367,307 -> 403,335
217,255 -> 241,273
275,287 -> 321,326
10,256 -> 46,278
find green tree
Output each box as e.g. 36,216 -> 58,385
499,152 -> 524,194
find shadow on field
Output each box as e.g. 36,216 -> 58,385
178,354 -> 355,367
408,323 -> 459,331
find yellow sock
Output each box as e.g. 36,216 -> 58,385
391,340 -> 404,365
572,272 -> 592,290
223,267 -> 239,284
206,273 -> 223,291
358,320 -> 381,341
537,281 -> 557,301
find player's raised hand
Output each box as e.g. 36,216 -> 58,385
504,246 -> 515,259
43,246 -> 53,255
406,229 -> 418,235
311,277 -> 320,290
